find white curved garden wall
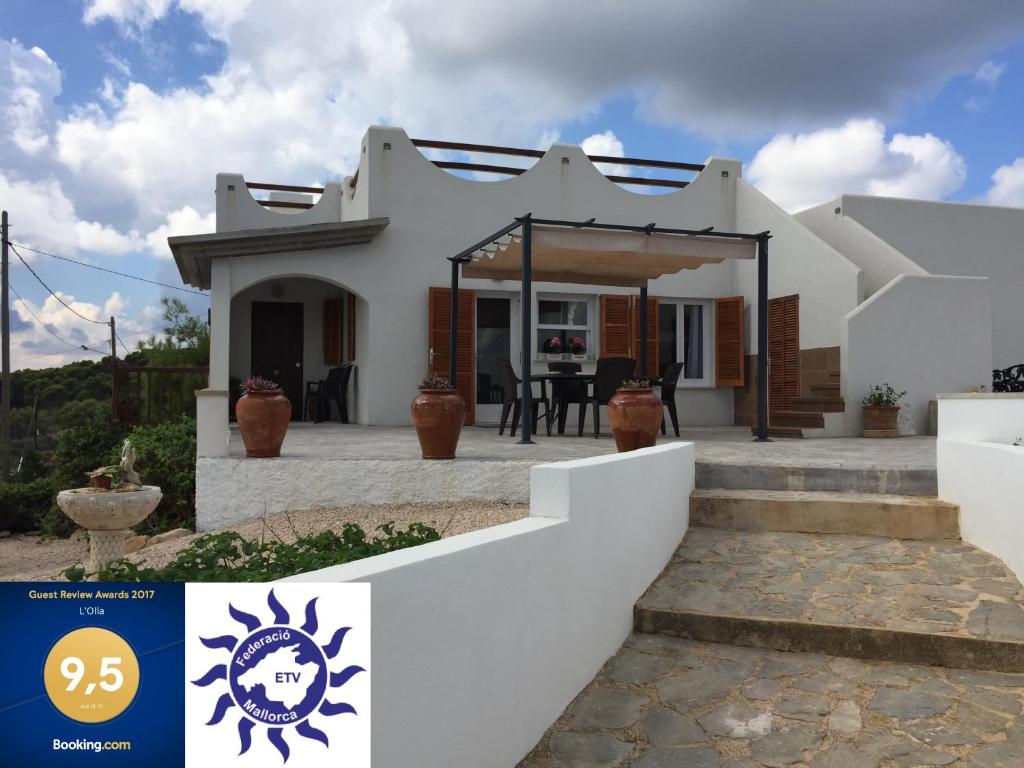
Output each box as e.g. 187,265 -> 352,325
282,443 -> 695,768
937,394 -> 1024,582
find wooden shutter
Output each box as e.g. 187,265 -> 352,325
714,296 -> 745,387
323,297 -> 342,364
345,293 -> 357,361
600,295 -> 631,357
427,287 -> 476,425
768,295 -> 800,411
630,296 -> 659,377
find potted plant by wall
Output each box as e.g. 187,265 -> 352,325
411,373 -> 466,459
607,379 -> 663,452
236,376 -> 292,457
569,336 -> 586,361
543,336 -> 563,360
862,383 -> 907,438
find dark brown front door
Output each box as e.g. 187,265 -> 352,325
768,295 -> 799,413
251,301 -> 304,419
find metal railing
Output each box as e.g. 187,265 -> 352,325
112,365 -> 209,425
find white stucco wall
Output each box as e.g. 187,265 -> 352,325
840,194 -> 1024,368
937,394 -> 1024,582
842,275 -> 992,435
217,127 -> 745,425
795,200 -> 928,297
281,443 -> 695,768
734,181 -> 862,353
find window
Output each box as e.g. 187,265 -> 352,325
537,296 -> 593,357
658,300 -> 710,384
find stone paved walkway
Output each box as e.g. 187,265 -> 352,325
639,529 -> 1024,642
519,635 -> 1024,767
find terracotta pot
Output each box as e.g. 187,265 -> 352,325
607,387 -> 663,452
863,405 -> 899,438
90,474 -> 112,490
236,390 -> 292,457
412,389 -> 465,459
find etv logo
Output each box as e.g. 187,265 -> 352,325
185,584 -> 370,767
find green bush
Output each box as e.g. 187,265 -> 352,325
114,416 -> 197,535
52,404 -> 127,492
62,522 -> 440,582
0,477 -> 56,533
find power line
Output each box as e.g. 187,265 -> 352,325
10,244 -> 111,326
8,282 -> 107,355
5,240 -> 207,296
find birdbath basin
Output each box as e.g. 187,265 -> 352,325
57,486 -> 162,578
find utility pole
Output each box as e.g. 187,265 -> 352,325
1,210 -> 10,480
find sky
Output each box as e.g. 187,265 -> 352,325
2,0 -> 1024,370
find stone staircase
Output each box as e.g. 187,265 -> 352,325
753,372 -> 847,438
520,480 -> 1024,767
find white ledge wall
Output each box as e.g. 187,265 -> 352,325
281,443 -> 695,768
842,274 -> 992,436
937,394 -> 1024,582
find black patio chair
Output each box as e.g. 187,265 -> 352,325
578,357 -> 635,438
306,363 -> 354,423
548,361 -> 584,435
496,359 -> 548,437
658,361 -> 684,437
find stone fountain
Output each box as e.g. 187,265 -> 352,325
57,440 -> 162,578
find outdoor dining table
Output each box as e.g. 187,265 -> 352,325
529,372 -> 597,436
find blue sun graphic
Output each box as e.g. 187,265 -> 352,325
192,589 -> 365,762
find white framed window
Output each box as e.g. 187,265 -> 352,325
658,299 -> 713,386
536,293 -> 594,359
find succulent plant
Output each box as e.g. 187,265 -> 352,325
620,378 -> 652,389
419,373 -> 452,390
240,375 -> 281,394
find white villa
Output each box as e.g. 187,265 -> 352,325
170,126 -> 1022,452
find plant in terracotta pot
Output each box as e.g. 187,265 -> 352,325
862,383 -> 906,438
607,378 -> 663,452
236,376 -> 292,458
411,373 -> 465,459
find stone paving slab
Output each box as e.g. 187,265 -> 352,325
640,528 -> 1024,643
518,635 -> 1024,768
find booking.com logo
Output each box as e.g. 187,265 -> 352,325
52,738 -> 132,752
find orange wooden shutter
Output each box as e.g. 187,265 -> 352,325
630,296 -> 659,376
714,296 -> 745,387
346,293 -> 356,361
768,295 -> 800,411
600,295 -> 631,357
323,297 -> 342,364
427,287 -> 476,425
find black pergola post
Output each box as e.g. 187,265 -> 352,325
639,281 -> 649,377
448,257 -> 459,386
754,234 -> 770,442
519,216 -> 534,444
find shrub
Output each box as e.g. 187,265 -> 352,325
114,416 -> 197,535
862,383 -> 907,408
0,477 -> 56,533
62,522 -> 440,582
52,404 -> 127,492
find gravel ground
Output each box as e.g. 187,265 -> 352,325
0,501 -> 527,581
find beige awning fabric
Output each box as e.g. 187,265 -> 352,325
460,225 -> 756,287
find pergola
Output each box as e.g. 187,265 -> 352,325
446,215 -> 772,442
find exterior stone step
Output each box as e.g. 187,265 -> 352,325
695,461 -> 938,496
690,489 -> 959,540
635,528 -> 1024,671
750,425 -> 804,438
771,410 -> 825,429
791,396 -> 846,413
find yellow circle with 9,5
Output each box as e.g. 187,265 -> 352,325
43,627 -> 140,723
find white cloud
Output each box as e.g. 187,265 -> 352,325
0,173 -> 144,255
10,290 -> 120,368
986,158 -> 1024,207
83,0 -> 174,31
974,60 -> 1006,87
580,130 -> 627,175
144,205 -> 215,259
746,119 -> 966,212
1,39 -> 61,155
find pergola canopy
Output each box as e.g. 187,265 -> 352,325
461,224 -> 756,287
